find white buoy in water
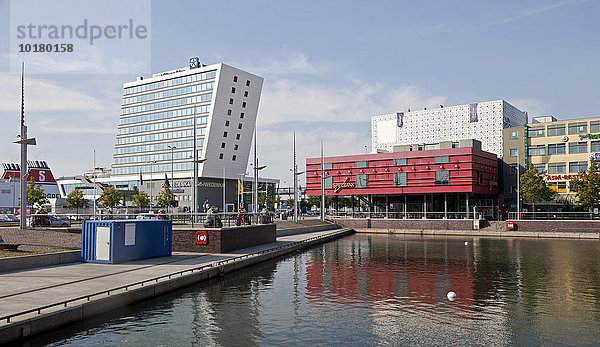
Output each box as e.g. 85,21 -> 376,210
464,241 -> 468,245
447,291 -> 457,301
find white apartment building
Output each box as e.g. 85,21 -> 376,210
371,100 -> 527,157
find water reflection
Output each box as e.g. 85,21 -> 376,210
33,234 -> 600,346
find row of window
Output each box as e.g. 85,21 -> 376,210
223,120 -> 243,130
230,86 -> 249,98
321,170 -> 483,189
323,156 -> 452,170
223,131 -> 241,140
122,93 -> 212,115
123,81 -> 214,105
510,121 -> 600,139
115,139 -> 200,155
226,109 -> 245,119
117,129 -> 197,145
228,98 -> 247,108
124,70 -> 217,95
114,150 -> 193,165
119,105 -> 210,126
113,162 -> 193,175
118,116 -> 208,136
218,153 -> 237,161
525,161 -> 589,174
511,141 -> 600,157
232,75 -> 251,87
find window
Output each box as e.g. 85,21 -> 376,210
592,141 -> 600,152
236,134 -> 240,140
223,131 -> 228,138
356,174 -> 368,188
229,98 -> 234,105
591,121 -> 600,133
549,182 -> 567,193
569,122 -> 587,134
219,153 -> 223,159
246,80 -> 250,86
324,163 -> 333,170
356,161 -> 368,168
451,142 -> 459,148
393,158 -> 406,166
244,91 -> 248,97
477,171 -> 484,185
548,143 -> 566,155
510,164 -> 518,174
233,76 -> 238,82
324,176 -> 332,189
240,112 -> 245,119
232,155 -> 236,161
510,131 -> 518,139
547,124 -> 566,136
238,123 -> 242,129
234,144 -> 238,150
533,164 -> 546,173
393,172 -> 407,187
225,120 -> 230,126
569,142 -> 587,153
434,156 -> 449,164
528,145 -> 545,156
570,161 -> 588,173
221,142 -> 225,148
242,101 -> 247,108
424,143 -> 440,150
435,171 -> 449,185
510,149 -> 518,157
548,163 -> 566,174
528,127 -> 545,137
231,87 -> 236,93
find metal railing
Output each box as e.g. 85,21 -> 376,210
507,211 -> 600,220
13,212 -> 274,228
0,228 -> 350,325
329,211 -> 478,220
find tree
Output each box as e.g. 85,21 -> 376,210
132,191 -> 150,209
99,185 -> 123,211
26,178 -> 49,210
520,164 -> 555,215
65,188 -> 88,216
156,184 -> 176,209
569,158 -> 600,217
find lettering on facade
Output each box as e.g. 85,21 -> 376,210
174,181 -> 191,188
579,133 -> 600,140
545,174 -> 584,181
333,177 -> 355,193
198,181 -> 224,188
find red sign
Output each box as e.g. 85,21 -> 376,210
545,174 -> 584,181
195,230 -> 208,245
506,221 -> 515,230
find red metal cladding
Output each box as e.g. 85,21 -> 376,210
306,147 -> 498,196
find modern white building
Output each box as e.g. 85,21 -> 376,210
58,58 -> 274,211
371,100 -> 527,157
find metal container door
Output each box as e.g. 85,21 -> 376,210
96,226 -> 111,261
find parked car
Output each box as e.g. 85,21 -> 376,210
27,215 -> 71,227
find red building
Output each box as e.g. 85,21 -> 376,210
306,140 -> 500,219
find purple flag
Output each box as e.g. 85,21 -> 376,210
397,112 -> 404,128
469,103 -> 478,123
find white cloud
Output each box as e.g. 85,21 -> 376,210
245,52 -> 320,75
0,74 -> 107,112
257,79 -> 447,126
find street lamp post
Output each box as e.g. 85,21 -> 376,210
168,145 -> 176,188
148,160 -> 156,211
516,150 -> 520,219
292,132 -> 305,223
191,158 -> 207,226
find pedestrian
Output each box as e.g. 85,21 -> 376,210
203,198 -> 210,213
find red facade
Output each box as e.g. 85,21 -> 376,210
306,147 -> 498,196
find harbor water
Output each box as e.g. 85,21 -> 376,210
30,234 -> 600,345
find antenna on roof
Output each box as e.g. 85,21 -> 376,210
408,82 -> 411,112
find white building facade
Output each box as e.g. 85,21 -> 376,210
58,59 -> 267,211
371,100 -> 527,157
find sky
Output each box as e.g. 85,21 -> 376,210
0,0 -> 599,187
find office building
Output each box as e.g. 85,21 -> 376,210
371,100 -> 527,157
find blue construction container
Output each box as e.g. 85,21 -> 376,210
81,220 -> 172,264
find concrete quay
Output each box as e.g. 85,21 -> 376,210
0,227 -> 354,344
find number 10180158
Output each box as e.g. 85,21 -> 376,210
18,43 -> 73,52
